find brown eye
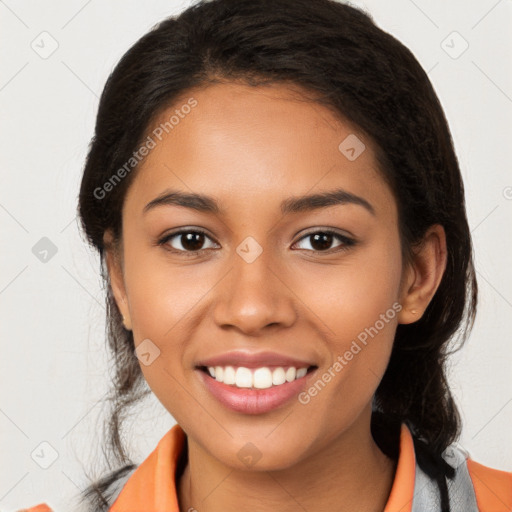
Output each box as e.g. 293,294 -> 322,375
294,230 -> 355,253
159,229 -> 218,254
179,232 -> 206,251
310,232 -> 335,251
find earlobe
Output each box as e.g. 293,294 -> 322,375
397,224 -> 447,325
103,230 -> 133,331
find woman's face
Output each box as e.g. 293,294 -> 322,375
108,81 -> 417,470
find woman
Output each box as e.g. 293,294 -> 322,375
21,0 -> 512,510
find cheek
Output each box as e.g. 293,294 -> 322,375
122,238 -> 209,339
295,233 -> 402,406
120,244 -> 205,412
302,235 -> 403,344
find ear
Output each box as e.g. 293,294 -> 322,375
103,229 -> 132,331
397,224 -> 447,324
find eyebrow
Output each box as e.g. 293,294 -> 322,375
143,188 -> 375,216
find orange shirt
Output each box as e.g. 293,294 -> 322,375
21,422 -> 512,512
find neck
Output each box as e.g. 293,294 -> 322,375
177,411 -> 397,512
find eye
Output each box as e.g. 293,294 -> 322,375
293,230 -> 356,253
158,228 -> 218,254
157,228 -> 356,256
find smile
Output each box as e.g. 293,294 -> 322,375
196,365 -> 318,414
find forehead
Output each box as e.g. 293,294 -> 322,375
123,81 -> 396,221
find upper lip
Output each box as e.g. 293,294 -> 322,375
195,350 -> 317,369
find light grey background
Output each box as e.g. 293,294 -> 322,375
1,0 -> 511,510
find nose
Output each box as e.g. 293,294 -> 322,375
212,246 -> 297,336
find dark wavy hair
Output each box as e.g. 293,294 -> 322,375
76,0 -> 478,510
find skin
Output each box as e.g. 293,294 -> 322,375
104,81 -> 447,512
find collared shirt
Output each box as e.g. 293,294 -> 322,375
21,422 -> 512,512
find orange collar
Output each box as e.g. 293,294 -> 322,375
111,423 -> 416,512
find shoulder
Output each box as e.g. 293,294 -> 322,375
410,435 -> 512,512
466,457 -> 512,511
84,463 -> 139,509
103,464 -> 139,506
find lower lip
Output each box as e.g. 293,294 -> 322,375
197,368 -> 317,415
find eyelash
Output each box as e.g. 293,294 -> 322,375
157,228 -> 357,257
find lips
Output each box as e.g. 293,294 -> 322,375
195,350 -> 317,370
194,349 -> 319,414
197,364 -> 318,414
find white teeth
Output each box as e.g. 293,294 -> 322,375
223,366 -> 236,385
253,367 -> 273,389
272,367 -> 286,385
205,365 -> 311,388
296,367 -> 308,379
285,367 -> 296,382
235,367 -> 253,388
